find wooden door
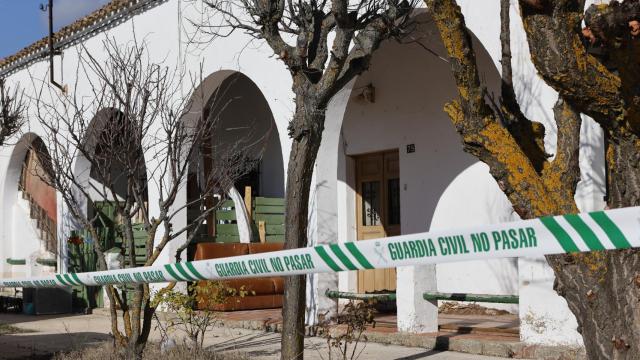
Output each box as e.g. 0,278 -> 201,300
355,150 -> 400,293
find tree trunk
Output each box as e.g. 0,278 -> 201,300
281,98 -> 325,360
546,136 -> 640,359
547,250 -> 640,359
426,1 -> 640,358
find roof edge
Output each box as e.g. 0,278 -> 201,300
0,0 -> 167,78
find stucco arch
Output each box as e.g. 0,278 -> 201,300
181,70 -> 285,198
310,9 -> 514,328
1,132 -> 59,277
169,70 -> 285,260
72,107 -> 148,203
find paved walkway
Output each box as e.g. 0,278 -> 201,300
0,312 -> 516,360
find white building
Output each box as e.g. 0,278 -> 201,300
0,0 -> 607,347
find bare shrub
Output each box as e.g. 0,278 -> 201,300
318,300 -> 377,360
152,281 -> 251,349
30,36 -> 265,358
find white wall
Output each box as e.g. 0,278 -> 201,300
1,0 -> 294,282
0,0 -> 608,347
431,163 -> 520,313
0,129 -> 60,279
313,0 -> 604,345
334,11 -> 518,329
311,8 -> 520,329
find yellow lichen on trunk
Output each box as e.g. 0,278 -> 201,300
479,122 -> 559,216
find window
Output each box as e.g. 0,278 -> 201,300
361,181 -> 381,226
387,178 -> 400,225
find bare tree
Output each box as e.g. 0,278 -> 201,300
30,38 -> 264,358
0,79 -> 26,146
426,0 -> 640,358
190,1 -> 418,357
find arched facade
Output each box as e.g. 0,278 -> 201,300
312,10 -> 517,331
73,108 -> 149,204
170,70 -> 285,260
0,0 -> 609,347
1,133 -> 59,279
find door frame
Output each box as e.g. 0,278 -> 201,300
353,149 -> 400,293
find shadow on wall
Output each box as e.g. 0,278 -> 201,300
431,163 -> 520,311
182,71 -> 285,199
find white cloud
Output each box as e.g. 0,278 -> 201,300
40,0 -> 111,29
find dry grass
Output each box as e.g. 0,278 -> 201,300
53,341 -> 248,360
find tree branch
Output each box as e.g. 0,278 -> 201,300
518,0 -> 624,129
426,0 -> 562,218
542,97 -> 582,214
0,79 -> 25,145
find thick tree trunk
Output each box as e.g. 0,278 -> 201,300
546,136 -> 640,359
427,1 -> 640,358
547,250 -> 640,359
281,98 -> 325,360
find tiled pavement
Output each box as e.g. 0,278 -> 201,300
214,308 -> 520,339
0,308 -> 583,359
209,308 -> 584,359
0,311 -> 515,360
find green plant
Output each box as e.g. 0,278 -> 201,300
152,281 -> 251,349
318,300 -> 377,360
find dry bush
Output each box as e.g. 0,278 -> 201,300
152,281 -> 252,349
53,341 -> 248,360
318,300 -> 377,360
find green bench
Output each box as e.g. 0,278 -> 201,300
215,196 -> 285,243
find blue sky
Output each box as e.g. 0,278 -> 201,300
0,0 -> 110,59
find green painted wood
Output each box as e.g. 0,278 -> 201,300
254,214 -> 285,224
255,197 -> 285,206
220,199 -> 235,208
325,290 -> 396,301
193,234 -> 215,243
266,235 -> 285,242
6,258 -> 26,265
254,205 -> 285,214
216,210 -> 236,221
68,238 -> 104,309
35,258 -> 57,267
422,292 -> 519,304
215,235 -> 240,243
266,224 -> 285,235
124,247 -> 147,256
216,223 -> 240,235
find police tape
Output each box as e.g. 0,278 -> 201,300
1,207 -> 639,288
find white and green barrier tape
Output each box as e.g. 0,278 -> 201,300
1,207 -> 638,288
